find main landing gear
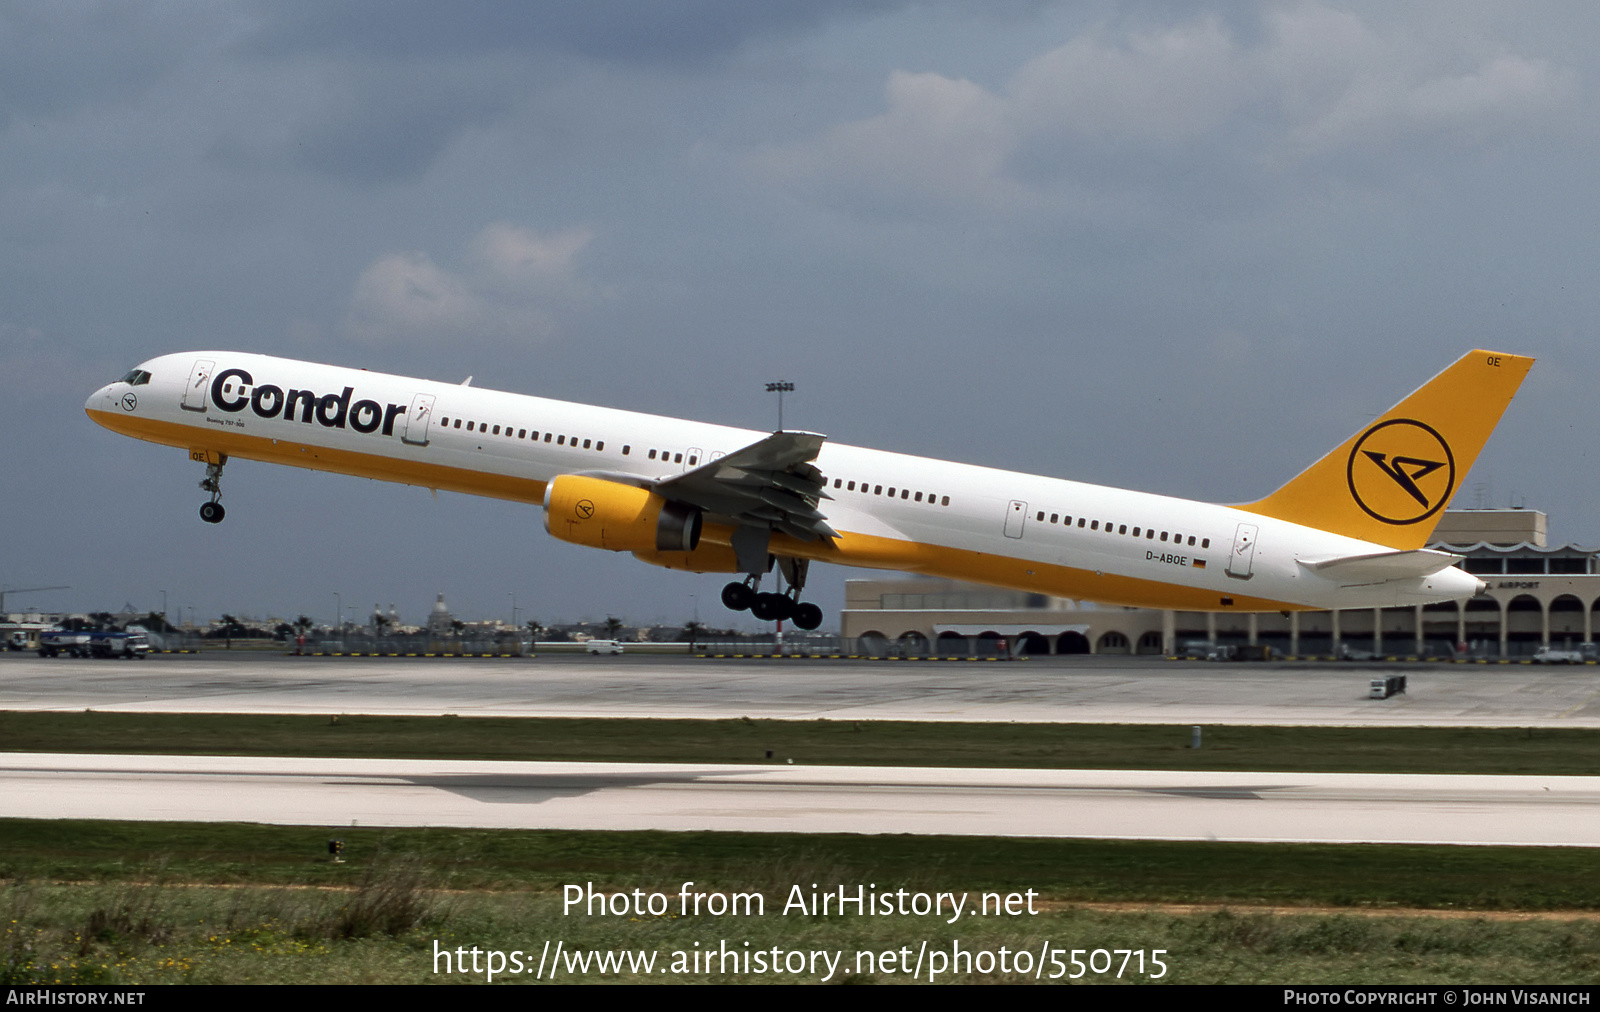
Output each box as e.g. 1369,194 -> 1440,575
198,456 -> 227,524
720,559 -> 823,630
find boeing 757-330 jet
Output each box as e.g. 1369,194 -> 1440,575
86,350 -> 1532,629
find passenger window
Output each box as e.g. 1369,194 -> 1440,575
1132,527 -> 1140,537
453,419 -> 462,428
518,429 -> 526,439
887,487 -> 896,497
492,425 -> 500,435
1202,538 -> 1209,548
544,433 -> 552,442
441,417 -> 450,425
1147,529 -> 1155,539
674,453 -> 683,463
1161,532 -> 1168,542
1050,514 -> 1058,524
596,441 -> 604,451
915,492 -> 923,502
583,439 -> 592,449
848,481 -> 856,491
558,435 -> 566,445
835,479 -> 843,488
1091,521 -> 1099,531
467,421 -> 475,431
649,449 -> 657,459
1077,518 -> 1085,527
1187,536 -> 1196,546
874,485 -> 882,495
1119,525 -> 1127,535
688,454 -> 697,465
622,445 -> 630,455
940,495 -> 949,506
1036,511 -> 1045,522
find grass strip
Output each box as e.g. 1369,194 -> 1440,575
3,819 -> 1599,912
4,712 -> 1600,774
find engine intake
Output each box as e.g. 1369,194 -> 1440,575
544,474 -> 702,553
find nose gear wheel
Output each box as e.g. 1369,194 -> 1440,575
198,457 -> 227,524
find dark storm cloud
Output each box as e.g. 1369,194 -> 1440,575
239,0 -> 909,63
0,4 -> 192,125
212,1 -> 907,186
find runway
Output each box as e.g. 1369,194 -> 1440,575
3,752 -> 1595,845
4,652 -> 1600,726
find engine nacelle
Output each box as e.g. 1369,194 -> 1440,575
543,474 -> 701,553
632,542 -> 742,574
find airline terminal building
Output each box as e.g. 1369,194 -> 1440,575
841,509 -> 1598,658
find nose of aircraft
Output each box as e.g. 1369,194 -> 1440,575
85,383 -> 116,414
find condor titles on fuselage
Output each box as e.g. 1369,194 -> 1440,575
86,349 -> 1533,628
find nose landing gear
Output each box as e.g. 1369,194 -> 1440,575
198,456 -> 227,524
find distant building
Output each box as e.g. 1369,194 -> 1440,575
426,592 -> 455,637
841,509 -> 1597,658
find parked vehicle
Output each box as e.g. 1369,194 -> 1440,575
38,630 -> 150,659
1532,645 -> 1586,664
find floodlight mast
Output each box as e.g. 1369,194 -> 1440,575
765,381 -> 794,430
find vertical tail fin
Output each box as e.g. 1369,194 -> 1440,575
1243,350 -> 1533,549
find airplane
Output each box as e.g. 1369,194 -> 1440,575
85,349 -> 1533,630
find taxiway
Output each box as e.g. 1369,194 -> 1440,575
3,652 -> 1598,726
4,752 -> 1595,846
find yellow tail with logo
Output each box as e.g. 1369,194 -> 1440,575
1243,350 -> 1534,550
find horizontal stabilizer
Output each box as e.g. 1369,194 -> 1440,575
1298,548 -> 1464,583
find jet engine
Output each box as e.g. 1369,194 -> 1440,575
632,542 -> 742,574
543,474 -> 701,553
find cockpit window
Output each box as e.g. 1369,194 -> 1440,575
120,369 -> 152,386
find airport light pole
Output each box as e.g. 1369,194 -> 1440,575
765,381 -> 794,431
333,592 -> 341,633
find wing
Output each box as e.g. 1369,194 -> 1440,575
656,430 -> 837,543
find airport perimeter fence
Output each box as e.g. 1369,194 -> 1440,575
120,631 -> 1014,659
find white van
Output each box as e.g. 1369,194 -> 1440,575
584,639 -> 624,655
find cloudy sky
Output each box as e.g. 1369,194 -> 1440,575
2,1 -> 1594,630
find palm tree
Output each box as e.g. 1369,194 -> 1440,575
603,616 -> 624,640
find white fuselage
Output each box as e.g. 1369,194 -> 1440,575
86,352 -> 1484,613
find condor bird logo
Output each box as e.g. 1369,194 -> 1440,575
1346,419 -> 1456,525
574,499 -> 595,520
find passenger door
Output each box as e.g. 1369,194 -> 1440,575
181,359 -> 214,412
1004,500 -> 1027,539
1227,523 -> 1258,579
402,394 -> 436,446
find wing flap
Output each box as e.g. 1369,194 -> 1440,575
657,430 -> 836,543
